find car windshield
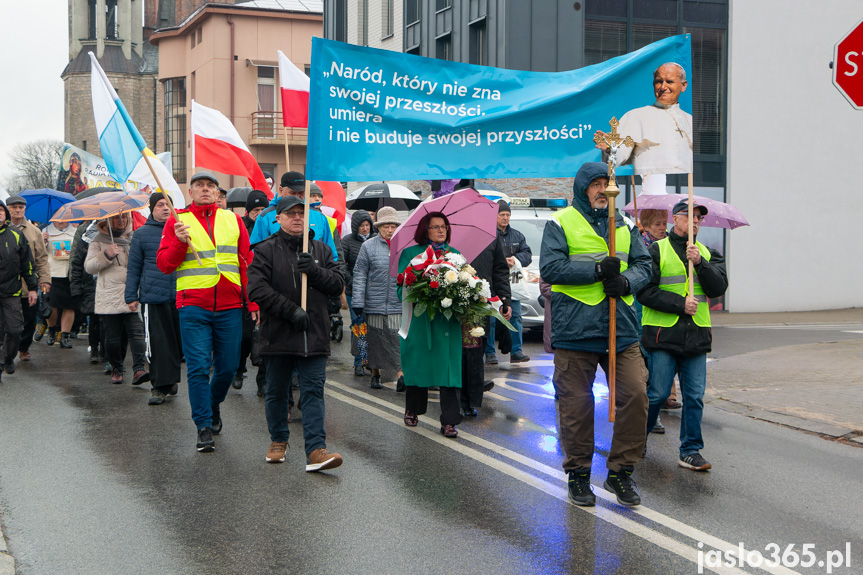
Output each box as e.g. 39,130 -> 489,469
508,218 -> 546,263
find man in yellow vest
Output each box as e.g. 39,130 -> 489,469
157,171 -> 257,453
637,200 -> 727,471
540,162 -> 652,507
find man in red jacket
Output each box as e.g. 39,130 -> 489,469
157,171 -> 257,452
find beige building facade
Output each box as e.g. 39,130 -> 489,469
150,2 -> 323,187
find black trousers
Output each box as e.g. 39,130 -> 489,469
102,313 -> 147,373
17,297 -> 38,353
405,385 -> 463,426
1,297 -> 24,362
144,303 -> 182,390
460,346 -> 486,410
88,314 -> 103,358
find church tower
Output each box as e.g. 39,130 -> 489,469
62,0 -> 159,157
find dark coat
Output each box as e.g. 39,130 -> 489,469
469,236 -> 511,303
341,210 -> 374,295
247,229 -> 344,356
0,208 -> 37,298
497,225 -> 532,267
539,162 -> 652,353
125,216 -> 177,305
69,221 -> 97,315
636,230 -> 728,356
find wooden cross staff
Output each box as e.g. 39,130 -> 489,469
593,117 -> 634,423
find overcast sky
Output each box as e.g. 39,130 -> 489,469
0,2 -> 69,181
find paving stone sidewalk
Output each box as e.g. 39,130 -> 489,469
707,308 -> 863,444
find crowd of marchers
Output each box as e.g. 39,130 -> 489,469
0,162 -> 726,503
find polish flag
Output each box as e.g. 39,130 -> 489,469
278,50 -> 310,128
191,100 -> 271,197
316,180 -> 347,227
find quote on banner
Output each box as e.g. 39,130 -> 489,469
307,35 -> 692,182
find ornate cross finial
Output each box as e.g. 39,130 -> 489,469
593,117 -> 634,195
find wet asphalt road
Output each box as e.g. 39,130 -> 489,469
0,322 -> 861,574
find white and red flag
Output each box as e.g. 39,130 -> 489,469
191,100 -> 270,197
278,50 -> 310,128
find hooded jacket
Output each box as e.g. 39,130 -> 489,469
341,209 -> 374,296
125,215 -> 176,305
247,229 -> 344,356
351,233 -> 400,315
69,221 -> 98,314
0,201 -> 37,298
84,218 -> 134,315
636,229 -> 727,356
539,162 -> 652,353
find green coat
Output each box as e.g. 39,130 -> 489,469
397,243 -> 462,388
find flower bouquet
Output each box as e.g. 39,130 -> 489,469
397,246 -> 514,345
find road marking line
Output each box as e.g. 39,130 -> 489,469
326,380 -> 800,575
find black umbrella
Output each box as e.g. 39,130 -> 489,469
345,183 -> 421,212
226,187 -> 253,208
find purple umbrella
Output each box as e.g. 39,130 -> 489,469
389,188 -> 499,276
622,194 -> 750,229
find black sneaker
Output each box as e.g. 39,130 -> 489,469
651,416 -> 665,434
46,328 -> 57,346
33,322 -> 47,342
354,365 -> 364,376
485,353 -> 498,365
370,374 -> 382,389
567,471 -> 596,506
232,376 -> 243,390
679,453 -> 712,471
510,352 -> 531,363
196,427 -> 215,452
168,383 -> 179,396
89,351 -> 100,364
604,468 -> 641,507
211,404 -> 222,435
3,359 -> 15,375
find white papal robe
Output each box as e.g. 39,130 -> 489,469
613,102 -> 693,176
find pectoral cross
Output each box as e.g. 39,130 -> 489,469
675,125 -> 686,137
593,117 -> 634,196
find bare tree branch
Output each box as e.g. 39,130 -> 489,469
4,140 -> 64,192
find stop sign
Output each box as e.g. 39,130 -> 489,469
834,18 -> 863,109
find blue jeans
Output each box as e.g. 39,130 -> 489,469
265,355 -> 327,456
178,306 -> 242,430
646,350 -> 707,456
346,295 -> 361,367
484,299 -> 523,355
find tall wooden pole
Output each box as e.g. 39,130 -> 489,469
630,175 -> 639,228
687,173 -> 695,294
606,192 -> 618,423
140,153 -> 202,265
301,179 -> 310,310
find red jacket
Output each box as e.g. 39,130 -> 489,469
157,202 -> 256,312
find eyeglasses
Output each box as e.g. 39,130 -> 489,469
428,225 -> 449,231
281,210 -> 304,218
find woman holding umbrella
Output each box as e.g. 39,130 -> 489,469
398,212 -> 463,438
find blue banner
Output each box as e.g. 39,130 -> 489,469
307,35 -> 692,181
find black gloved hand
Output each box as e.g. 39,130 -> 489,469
599,256 -> 621,279
296,252 -> 319,277
602,275 -> 628,298
290,307 -> 309,331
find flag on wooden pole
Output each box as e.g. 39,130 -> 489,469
278,50 -> 310,128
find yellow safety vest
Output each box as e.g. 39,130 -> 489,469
175,209 -> 241,290
550,207 -> 634,306
641,238 -> 712,328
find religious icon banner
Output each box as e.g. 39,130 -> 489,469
307,35 -> 692,181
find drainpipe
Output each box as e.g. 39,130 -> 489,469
227,15 -> 235,187
153,77 -> 157,151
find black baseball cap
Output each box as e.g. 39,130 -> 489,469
672,200 -> 708,217
277,196 -> 304,214
190,171 -> 220,186
280,171 -> 306,192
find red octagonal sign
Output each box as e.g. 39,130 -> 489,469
834,18 -> 863,109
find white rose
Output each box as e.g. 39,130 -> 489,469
464,265 -> 476,275
458,271 -> 471,282
469,326 -> 485,337
467,277 -> 479,288
479,279 -> 491,298
444,270 -> 458,284
441,297 -> 453,308
445,253 -> 466,267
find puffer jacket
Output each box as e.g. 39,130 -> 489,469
341,210 -> 375,296
351,234 -> 400,315
248,229 -> 344,357
69,221 -> 98,315
15,218 -> 50,296
636,229 -> 727,356
539,161 -> 652,353
125,215 -> 176,305
0,201 -> 37,298
84,218 -> 134,315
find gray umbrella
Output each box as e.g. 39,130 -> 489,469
345,183 -> 421,212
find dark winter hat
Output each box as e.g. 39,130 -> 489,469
672,200 -> 708,217
148,192 -> 167,212
5,195 -> 26,206
190,171 -> 220,187
245,190 -> 269,212
498,200 -> 511,213
280,171 -> 306,192
277,195 -> 304,214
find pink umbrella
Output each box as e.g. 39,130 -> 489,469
622,193 -> 750,229
389,188 -> 499,276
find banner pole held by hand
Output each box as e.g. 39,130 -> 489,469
301,179 -> 310,310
